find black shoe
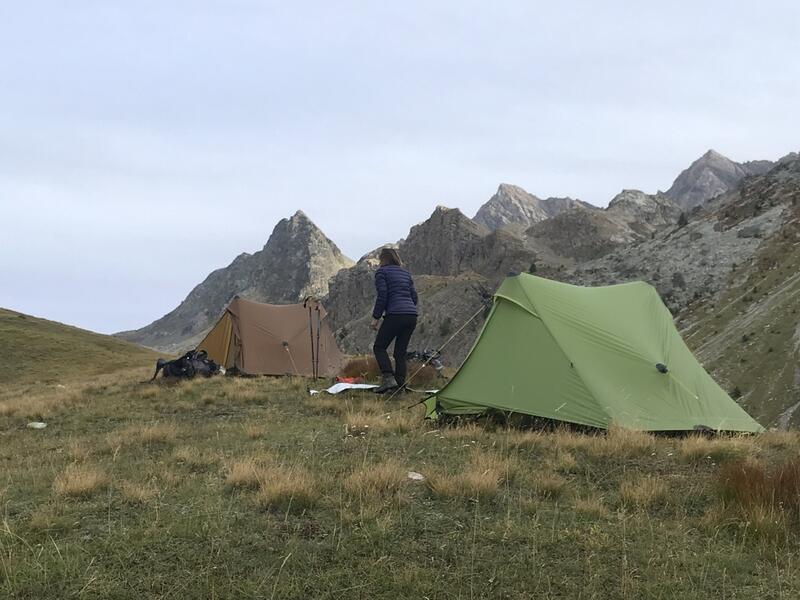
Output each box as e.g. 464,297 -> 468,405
374,374 -> 398,394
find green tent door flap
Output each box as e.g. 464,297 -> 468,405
429,274 -> 763,433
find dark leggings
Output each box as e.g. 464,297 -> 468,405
373,314 -> 417,385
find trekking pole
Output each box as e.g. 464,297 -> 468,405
304,297 -> 316,379
315,304 -> 322,379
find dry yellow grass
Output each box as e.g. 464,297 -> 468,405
680,435 -> 753,463
428,451 -> 517,500
224,381 -> 263,404
108,422 -> 180,449
305,395 -> 349,416
27,504 -> 68,531
225,459 -> 271,489
0,387 -> 84,418
619,476 -> 668,509
503,429 -> 546,450
549,428 -> 596,453
67,440 -> 91,462
53,464 -> 110,498
429,470 -> 500,500
755,430 -> 800,450
139,422 -> 179,444
242,423 -> 268,439
344,408 -> 419,435
703,501 -> 789,540
574,497 -> 611,518
551,451 -> 579,473
587,425 -> 655,459
471,450 -> 519,482
437,423 -> 485,441
529,471 -> 568,498
137,386 -> 161,399
344,459 -> 408,503
172,445 -> 218,468
255,465 -> 318,511
158,469 -> 183,488
119,480 -> 158,504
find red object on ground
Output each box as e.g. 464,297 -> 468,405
336,376 -> 364,384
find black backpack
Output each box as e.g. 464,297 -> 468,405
151,350 -> 220,381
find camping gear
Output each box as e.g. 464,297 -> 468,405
197,296 -> 344,377
303,297 -> 325,378
425,274 -> 763,433
309,382 -> 379,395
151,350 -> 220,381
406,349 -> 444,373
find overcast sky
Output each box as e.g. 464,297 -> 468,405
1,1 -> 798,334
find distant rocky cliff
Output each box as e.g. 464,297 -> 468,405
524,189 -> 681,263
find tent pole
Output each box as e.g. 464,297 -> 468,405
305,298 -> 316,379
315,304 -> 322,379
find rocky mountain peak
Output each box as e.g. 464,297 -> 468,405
268,209 -> 320,243
474,183 -> 582,230
665,150 -> 775,210
701,148 -> 726,161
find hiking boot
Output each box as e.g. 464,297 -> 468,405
374,374 -> 398,394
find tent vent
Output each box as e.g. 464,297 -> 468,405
656,363 -> 669,374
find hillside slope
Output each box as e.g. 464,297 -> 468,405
570,158 -> 800,426
0,308 -> 159,386
677,160 -> 800,427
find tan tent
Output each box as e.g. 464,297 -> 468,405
196,297 -> 345,377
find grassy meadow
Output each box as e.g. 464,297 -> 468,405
3,366 -> 800,599
0,308 -> 159,386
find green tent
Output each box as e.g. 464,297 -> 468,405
427,274 -> 762,432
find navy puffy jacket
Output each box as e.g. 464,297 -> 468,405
372,265 -> 418,319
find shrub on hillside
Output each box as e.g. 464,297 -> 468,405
718,457 -> 800,514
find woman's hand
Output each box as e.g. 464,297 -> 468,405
371,318 -> 380,330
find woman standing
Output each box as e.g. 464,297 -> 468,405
371,248 -> 418,394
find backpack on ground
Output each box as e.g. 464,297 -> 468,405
151,350 -> 220,381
